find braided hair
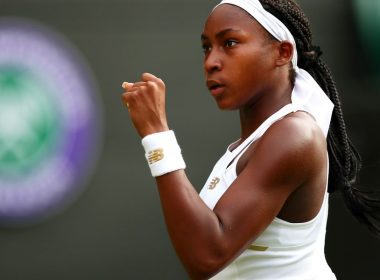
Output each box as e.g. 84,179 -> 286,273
258,0 -> 380,236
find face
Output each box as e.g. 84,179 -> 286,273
201,4 -> 280,110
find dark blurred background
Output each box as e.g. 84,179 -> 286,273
0,0 -> 379,279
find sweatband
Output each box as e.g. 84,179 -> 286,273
141,130 -> 186,177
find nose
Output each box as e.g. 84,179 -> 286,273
204,50 -> 222,74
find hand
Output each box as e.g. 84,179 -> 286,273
121,73 -> 169,138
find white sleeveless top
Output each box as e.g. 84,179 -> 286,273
199,103 -> 336,280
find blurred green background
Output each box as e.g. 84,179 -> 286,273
0,0 -> 379,279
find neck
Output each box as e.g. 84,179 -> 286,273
239,80 -> 292,142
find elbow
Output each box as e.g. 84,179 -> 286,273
186,263 -> 222,280
184,251 -> 230,280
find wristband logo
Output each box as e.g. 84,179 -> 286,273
0,18 -> 103,226
148,148 -> 165,164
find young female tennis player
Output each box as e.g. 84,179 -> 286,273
121,1 -> 380,279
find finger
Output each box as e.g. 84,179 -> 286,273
121,92 -> 130,109
141,72 -> 161,83
123,99 -> 130,109
122,82 -> 134,91
131,81 -> 147,88
122,82 -> 147,95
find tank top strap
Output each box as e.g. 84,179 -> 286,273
227,103 -> 297,162
200,103 -> 298,210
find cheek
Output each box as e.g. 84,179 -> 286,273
231,63 -> 271,106
238,53 -> 273,88
232,61 -> 261,92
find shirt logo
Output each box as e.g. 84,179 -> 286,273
208,177 -> 220,189
248,244 -> 269,251
148,148 -> 164,164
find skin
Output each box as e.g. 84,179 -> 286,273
122,4 -> 327,280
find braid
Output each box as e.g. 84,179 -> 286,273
259,0 -> 380,237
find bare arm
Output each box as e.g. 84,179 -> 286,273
121,73 -> 325,279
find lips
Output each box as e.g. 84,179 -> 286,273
206,79 -> 225,96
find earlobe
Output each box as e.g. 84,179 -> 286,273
276,41 -> 294,66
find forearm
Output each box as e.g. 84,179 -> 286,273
156,170 -> 230,278
121,75 -> 234,277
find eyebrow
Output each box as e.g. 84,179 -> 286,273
201,28 -> 243,41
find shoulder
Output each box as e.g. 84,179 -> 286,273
258,111 -> 326,155
247,111 -> 327,187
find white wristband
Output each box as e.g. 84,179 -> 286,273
141,130 -> 186,177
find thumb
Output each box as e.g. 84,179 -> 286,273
141,72 -> 159,82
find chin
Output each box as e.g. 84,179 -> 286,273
215,101 -> 237,111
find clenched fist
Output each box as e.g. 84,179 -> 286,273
121,73 -> 169,138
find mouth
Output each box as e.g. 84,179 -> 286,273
207,80 -> 225,96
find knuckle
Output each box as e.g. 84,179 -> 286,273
146,81 -> 157,90
130,91 -> 139,99
125,92 -> 135,103
141,72 -> 150,80
122,92 -> 130,101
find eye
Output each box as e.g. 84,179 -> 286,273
225,39 -> 238,48
202,43 -> 211,54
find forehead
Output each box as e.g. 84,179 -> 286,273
203,4 -> 268,37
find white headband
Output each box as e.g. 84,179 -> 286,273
212,0 -> 334,136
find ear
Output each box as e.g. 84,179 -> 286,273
275,41 -> 294,67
